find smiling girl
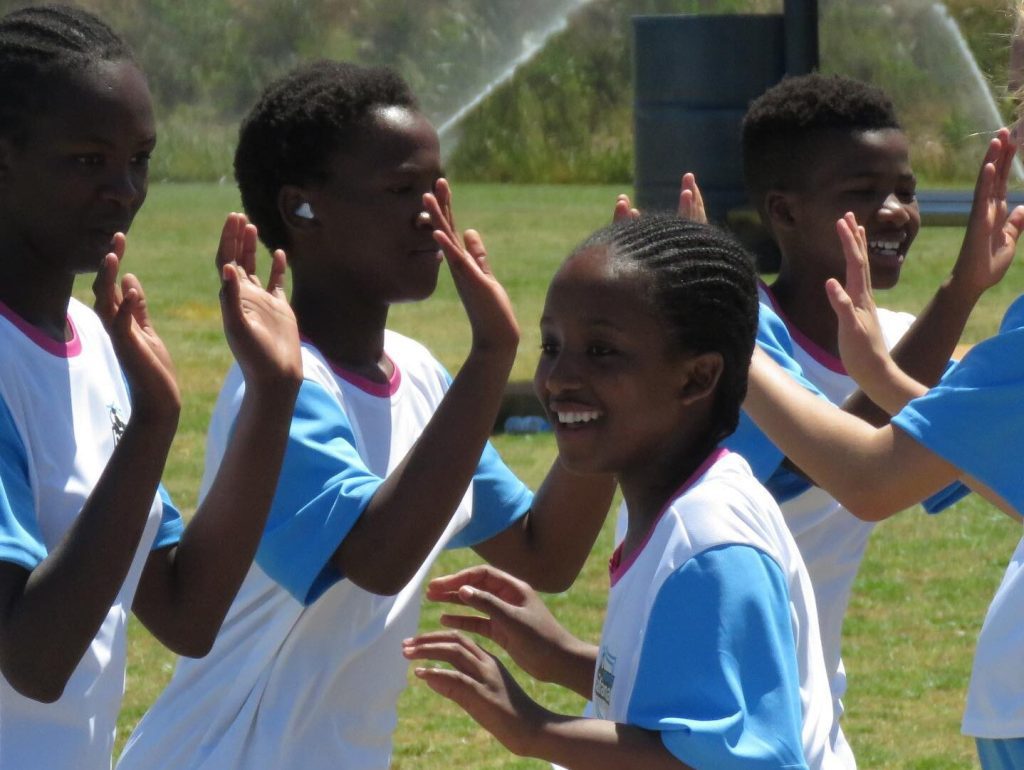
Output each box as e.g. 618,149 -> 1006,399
403,214 -> 842,769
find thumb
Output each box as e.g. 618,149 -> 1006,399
825,278 -> 855,324
458,585 -> 514,622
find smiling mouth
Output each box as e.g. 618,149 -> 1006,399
554,409 -> 603,425
867,234 -> 908,264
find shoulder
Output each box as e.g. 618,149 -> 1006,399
875,306 -> 916,347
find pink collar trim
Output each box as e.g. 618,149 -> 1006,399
759,280 -> 845,374
609,447 -> 729,586
302,337 -> 402,397
0,299 -> 81,358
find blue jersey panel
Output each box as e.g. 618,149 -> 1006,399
0,397 -> 43,571
726,302 -> 824,485
893,294 -> 1024,516
628,544 -> 807,770
152,485 -> 183,551
446,440 -> 533,550
256,379 -> 384,605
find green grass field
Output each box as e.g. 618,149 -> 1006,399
106,182 -> 1024,768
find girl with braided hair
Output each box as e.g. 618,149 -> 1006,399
0,5 -> 302,767
402,214 -> 842,769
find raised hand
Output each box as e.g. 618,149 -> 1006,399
423,179 -> 519,358
677,172 -> 707,224
92,233 -> 180,421
419,565 -> 585,687
403,630 -> 547,757
951,128 -> 1024,297
610,173 -> 707,224
215,213 -> 302,387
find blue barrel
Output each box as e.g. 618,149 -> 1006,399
633,14 -> 787,220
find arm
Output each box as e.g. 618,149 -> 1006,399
471,460 -> 616,592
0,236 -> 179,702
133,215 -> 302,657
844,128 -> 1024,417
746,346 -> 961,520
404,631 -> 690,770
411,565 -> 597,697
329,180 -> 520,595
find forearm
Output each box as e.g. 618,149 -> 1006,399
336,349 -> 515,595
746,350 -> 956,519
134,380 -> 299,656
543,637 -> 598,698
474,462 -> 615,592
529,716 -> 691,770
0,415 -> 176,701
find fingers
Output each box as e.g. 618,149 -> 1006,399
427,565 -> 528,605
612,194 -> 639,223
216,213 -> 244,273
994,128 -> 1014,198
403,630 -> 489,671
678,173 -> 707,224
424,179 -> 459,247
462,229 -> 491,274
120,273 -> 152,330
825,277 -> 856,325
267,249 -> 288,296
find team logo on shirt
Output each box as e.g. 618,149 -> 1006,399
594,648 -> 616,708
108,404 -> 127,444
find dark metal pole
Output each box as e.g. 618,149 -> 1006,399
784,0 -> 819,75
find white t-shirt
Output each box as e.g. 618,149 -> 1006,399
118,330 -> 533,770
0,298 -> 182,770
757,282 -> 915,712
893,294 -> 1024,738
598,450 -> 841,769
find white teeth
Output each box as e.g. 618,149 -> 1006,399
868,239 -> 901,252
556,410 -> 601,424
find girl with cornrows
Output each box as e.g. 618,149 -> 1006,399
0,5 -> 302,768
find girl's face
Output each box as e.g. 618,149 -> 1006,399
534,245 -> 704,479
0,58 -> 155,275
294,106 -> 443,307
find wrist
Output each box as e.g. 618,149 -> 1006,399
943,268 -> 987,307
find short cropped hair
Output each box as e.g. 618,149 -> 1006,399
234,60 -> 418,251
742,73 -> 901,208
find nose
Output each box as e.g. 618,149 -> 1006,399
534,349 -> 582,399
101,163 -> 144,208
877,193 -> 911,225
415,209 -> 432,230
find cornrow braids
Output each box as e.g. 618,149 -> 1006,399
0,4 -> 133,143
578,213 -> 759,446
234,60 -> 418,252
742,73 -> 901,207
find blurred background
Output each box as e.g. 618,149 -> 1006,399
2,0 -> 1017,187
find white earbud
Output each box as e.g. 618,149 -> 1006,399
294,201 -> 315,220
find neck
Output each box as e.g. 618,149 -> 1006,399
291,285 -> 392,382
617,435 -> 718,561
769,266 -> 839,357
0,253 -> 75,343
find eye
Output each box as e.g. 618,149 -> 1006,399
539,340 -> 559,356
895,187 -> 917,204
131,151 -> 152,168
586,344 -> 616,357
387,183 -> 414,195
73,154 -> 104,167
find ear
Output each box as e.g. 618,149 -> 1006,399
278,185 -> 318,230
679,351 -> 724,405
764,190 -> 798,233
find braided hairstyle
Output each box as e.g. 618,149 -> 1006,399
742,73 -> 901,211
576,213 -> 758,446
234,60 -> 418,252
0,4 -> 134,144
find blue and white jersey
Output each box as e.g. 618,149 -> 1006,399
893,294 -> 1024,739
596,450 -> 840,770
119,330 -> 533,770
0,298 -> 182,770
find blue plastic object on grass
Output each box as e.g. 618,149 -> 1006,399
503,415 -> 552,434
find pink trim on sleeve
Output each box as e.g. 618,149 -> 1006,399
758,281 -> 845,374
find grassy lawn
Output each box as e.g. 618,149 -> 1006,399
107,182 -> 1023,768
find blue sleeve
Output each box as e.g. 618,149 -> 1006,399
725,302 -> 823,486
255,379 -> 384,605
446,441 -> 533,549
0,398 -> 44,571
151,485 -> 183,550
892,294 -> 1024,516
627,544 -> 808,770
